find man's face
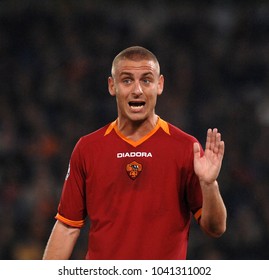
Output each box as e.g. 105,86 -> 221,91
108,59 -> 164,123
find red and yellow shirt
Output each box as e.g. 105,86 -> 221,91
56,118 -> 203,259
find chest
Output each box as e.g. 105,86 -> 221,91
83,133 -> 192,218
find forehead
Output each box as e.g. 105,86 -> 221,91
113,59 -> 159,76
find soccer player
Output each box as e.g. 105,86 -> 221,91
43,46 -> 226,260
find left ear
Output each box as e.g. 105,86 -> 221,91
157,75 -> 164,96
108,77 -> 116,96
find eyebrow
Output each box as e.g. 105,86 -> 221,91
119,71 -> 154,77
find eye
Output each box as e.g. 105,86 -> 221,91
142,78 -> 151,84
122,78 -> 132,84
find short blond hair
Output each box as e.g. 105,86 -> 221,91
111,46 -> 160,77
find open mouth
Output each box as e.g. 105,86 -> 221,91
128,101 -> 146,109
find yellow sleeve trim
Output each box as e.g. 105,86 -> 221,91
55,213 -> 85,228
194,208 -> 202,222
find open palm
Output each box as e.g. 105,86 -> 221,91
193,128 -> 225,184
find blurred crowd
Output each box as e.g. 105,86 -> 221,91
0,0 -> 269,259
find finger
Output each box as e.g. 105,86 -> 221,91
193,142 -> 201,159
214,131 -> 221,153
205,128 -> 212,150
214,130 -> 225,159
219,140 -> 225,158
216,131 -> 221,143
211,128 -> 220,151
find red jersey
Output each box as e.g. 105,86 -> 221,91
56,118 -> 203,259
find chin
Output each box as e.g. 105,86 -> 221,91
129,114 -> 148,123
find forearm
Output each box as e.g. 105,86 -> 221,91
199,180 -> 227,237
43,220 -> 81,260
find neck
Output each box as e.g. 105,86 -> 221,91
117,115 -> 159,142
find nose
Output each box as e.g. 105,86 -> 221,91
133,80 -> 143,96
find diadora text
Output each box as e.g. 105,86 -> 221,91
117,152 -> 152,158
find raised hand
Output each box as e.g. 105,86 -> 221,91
193,128 -> 225,184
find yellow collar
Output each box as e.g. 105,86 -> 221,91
104,117 -> 170,147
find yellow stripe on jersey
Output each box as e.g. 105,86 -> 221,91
159,118 -> 171,135
104,120 -> 117,136
104,117 -> 170,147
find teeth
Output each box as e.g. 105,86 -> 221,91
129,102 -> 145,111
130,105 -> 144,109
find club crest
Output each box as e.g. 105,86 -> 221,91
126,161 -> 142,180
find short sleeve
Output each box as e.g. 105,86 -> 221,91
56,138 -> 87,228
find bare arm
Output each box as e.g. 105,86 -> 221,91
193,128 -> 227,237
42,220 -> 81,259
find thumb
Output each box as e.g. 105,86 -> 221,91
193,142 -> 201,159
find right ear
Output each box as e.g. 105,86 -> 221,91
108,77 -> 116,96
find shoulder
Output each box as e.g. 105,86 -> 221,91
73,123 -> 111,150
166,121 -> 199,145
160,120 -> 203,167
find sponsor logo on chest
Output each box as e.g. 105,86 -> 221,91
117,151 -> 153,158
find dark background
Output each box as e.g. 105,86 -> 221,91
0,0 -> 269,259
